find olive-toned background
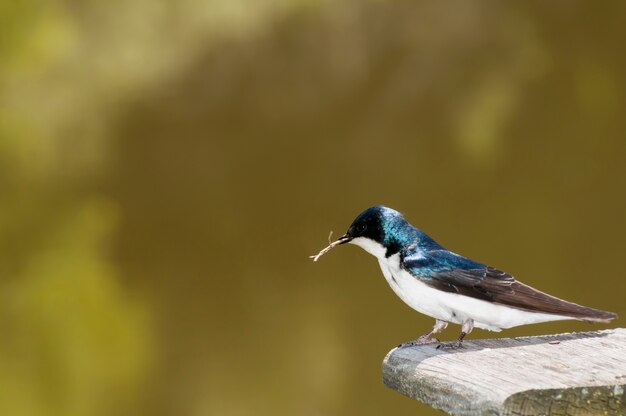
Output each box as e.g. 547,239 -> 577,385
1,1 -> 625,415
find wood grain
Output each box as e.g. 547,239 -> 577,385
383,329 -> 626,415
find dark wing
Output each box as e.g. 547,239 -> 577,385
418,265 -> 515,303
401,250 -> 513,302
402,254 -> 616,322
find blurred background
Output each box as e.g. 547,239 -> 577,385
1,1 -> 625,415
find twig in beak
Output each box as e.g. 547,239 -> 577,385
309,231 -> 350,262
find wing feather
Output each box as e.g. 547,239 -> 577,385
402,253 -> 616,322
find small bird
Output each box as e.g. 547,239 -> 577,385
310,206 -> 616,348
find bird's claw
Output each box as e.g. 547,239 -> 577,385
397,335 -> 440,348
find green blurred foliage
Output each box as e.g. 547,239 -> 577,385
0,1 -> 625,416
0,201 -> 151,416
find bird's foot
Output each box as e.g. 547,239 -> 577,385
398,335 -> 440,348
436,341 -> 464,350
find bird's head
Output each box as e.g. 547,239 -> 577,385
343,206 -> 407,258
310,206 -> 409,261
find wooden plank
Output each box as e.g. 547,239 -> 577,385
382,328 -> 626,415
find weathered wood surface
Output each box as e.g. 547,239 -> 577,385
383,328 -> 626,415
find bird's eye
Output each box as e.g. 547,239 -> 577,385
357,224 -> 367,232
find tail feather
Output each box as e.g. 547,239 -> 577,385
492,281 -> 617,323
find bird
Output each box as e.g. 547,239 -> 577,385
310,206 -> 617,348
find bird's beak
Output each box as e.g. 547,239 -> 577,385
335,233 -> 352,245
309,232 -> 353,262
